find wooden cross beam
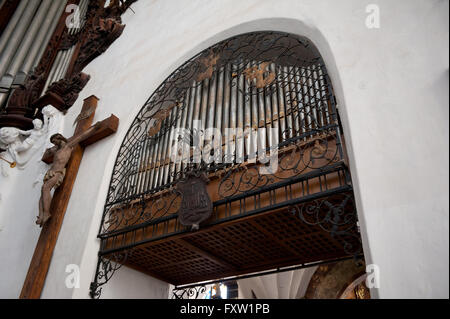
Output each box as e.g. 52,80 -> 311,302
20,95 -> 119,299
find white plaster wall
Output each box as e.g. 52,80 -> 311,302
0,108 -> 63,298
0,158 -> 45,298
1,0 -> 448,299
100,266 -> 169,299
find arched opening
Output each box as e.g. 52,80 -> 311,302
90,31 -> 365,299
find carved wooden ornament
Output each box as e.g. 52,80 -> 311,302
176,173 -> 212,230
147,102 -> 180,137
196,53 -> 219,82
243,62 -> 276,88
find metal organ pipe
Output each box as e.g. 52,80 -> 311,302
236,62 -> 245,162
0,0 -> 29,55
121,58 -> 331,197
3,0 -> 53,86
0,0 -> 40,82
0,0 -> 73,108
42,0 -> 89,93
0,0 -> 39,109
32,1 -> 67,68
18,0 -> 63,79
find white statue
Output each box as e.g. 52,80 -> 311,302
0,106 -> 55,174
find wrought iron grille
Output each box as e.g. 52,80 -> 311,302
90,31 -> 361,299
98,31 -> 347,236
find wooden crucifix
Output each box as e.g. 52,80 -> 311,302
20,95 -> 119,299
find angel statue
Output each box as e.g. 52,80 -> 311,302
0,107 -> 54,173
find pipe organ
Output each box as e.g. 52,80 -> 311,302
119,60 -> 333,197
41,0 -> 89,93
91,31 -> 363,299
0,0 -> 68,108
0,0 -> 92,128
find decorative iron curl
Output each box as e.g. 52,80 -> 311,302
101,188 -> 181,234
289,193 -> 362,257
216,131 -> 340,199
218,163 -> 274,198
90,250 -> 132,299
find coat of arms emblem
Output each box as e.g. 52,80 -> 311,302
176,172 -> 212,230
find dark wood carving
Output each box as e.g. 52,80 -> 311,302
58,31 -> 80,51
35,72 -> 91,113
196,52 -> 219,82
147,102 -> 180,137
69,0 -> 137,75
243,62 -> 276,88
176,172 -> 213,230
0,70 -> 46,129
0,0 -> 81,129
0,0 -> 136,129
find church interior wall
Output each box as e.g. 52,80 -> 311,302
0,0 -> 447,299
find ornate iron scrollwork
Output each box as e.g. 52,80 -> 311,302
89,250 -> 132,299
217,131 -> 341,199
100,189 -> 182,234
289,193 -> 362,257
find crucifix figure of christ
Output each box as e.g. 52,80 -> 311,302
37,133 -> 80,226
20,95 -> 119,299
